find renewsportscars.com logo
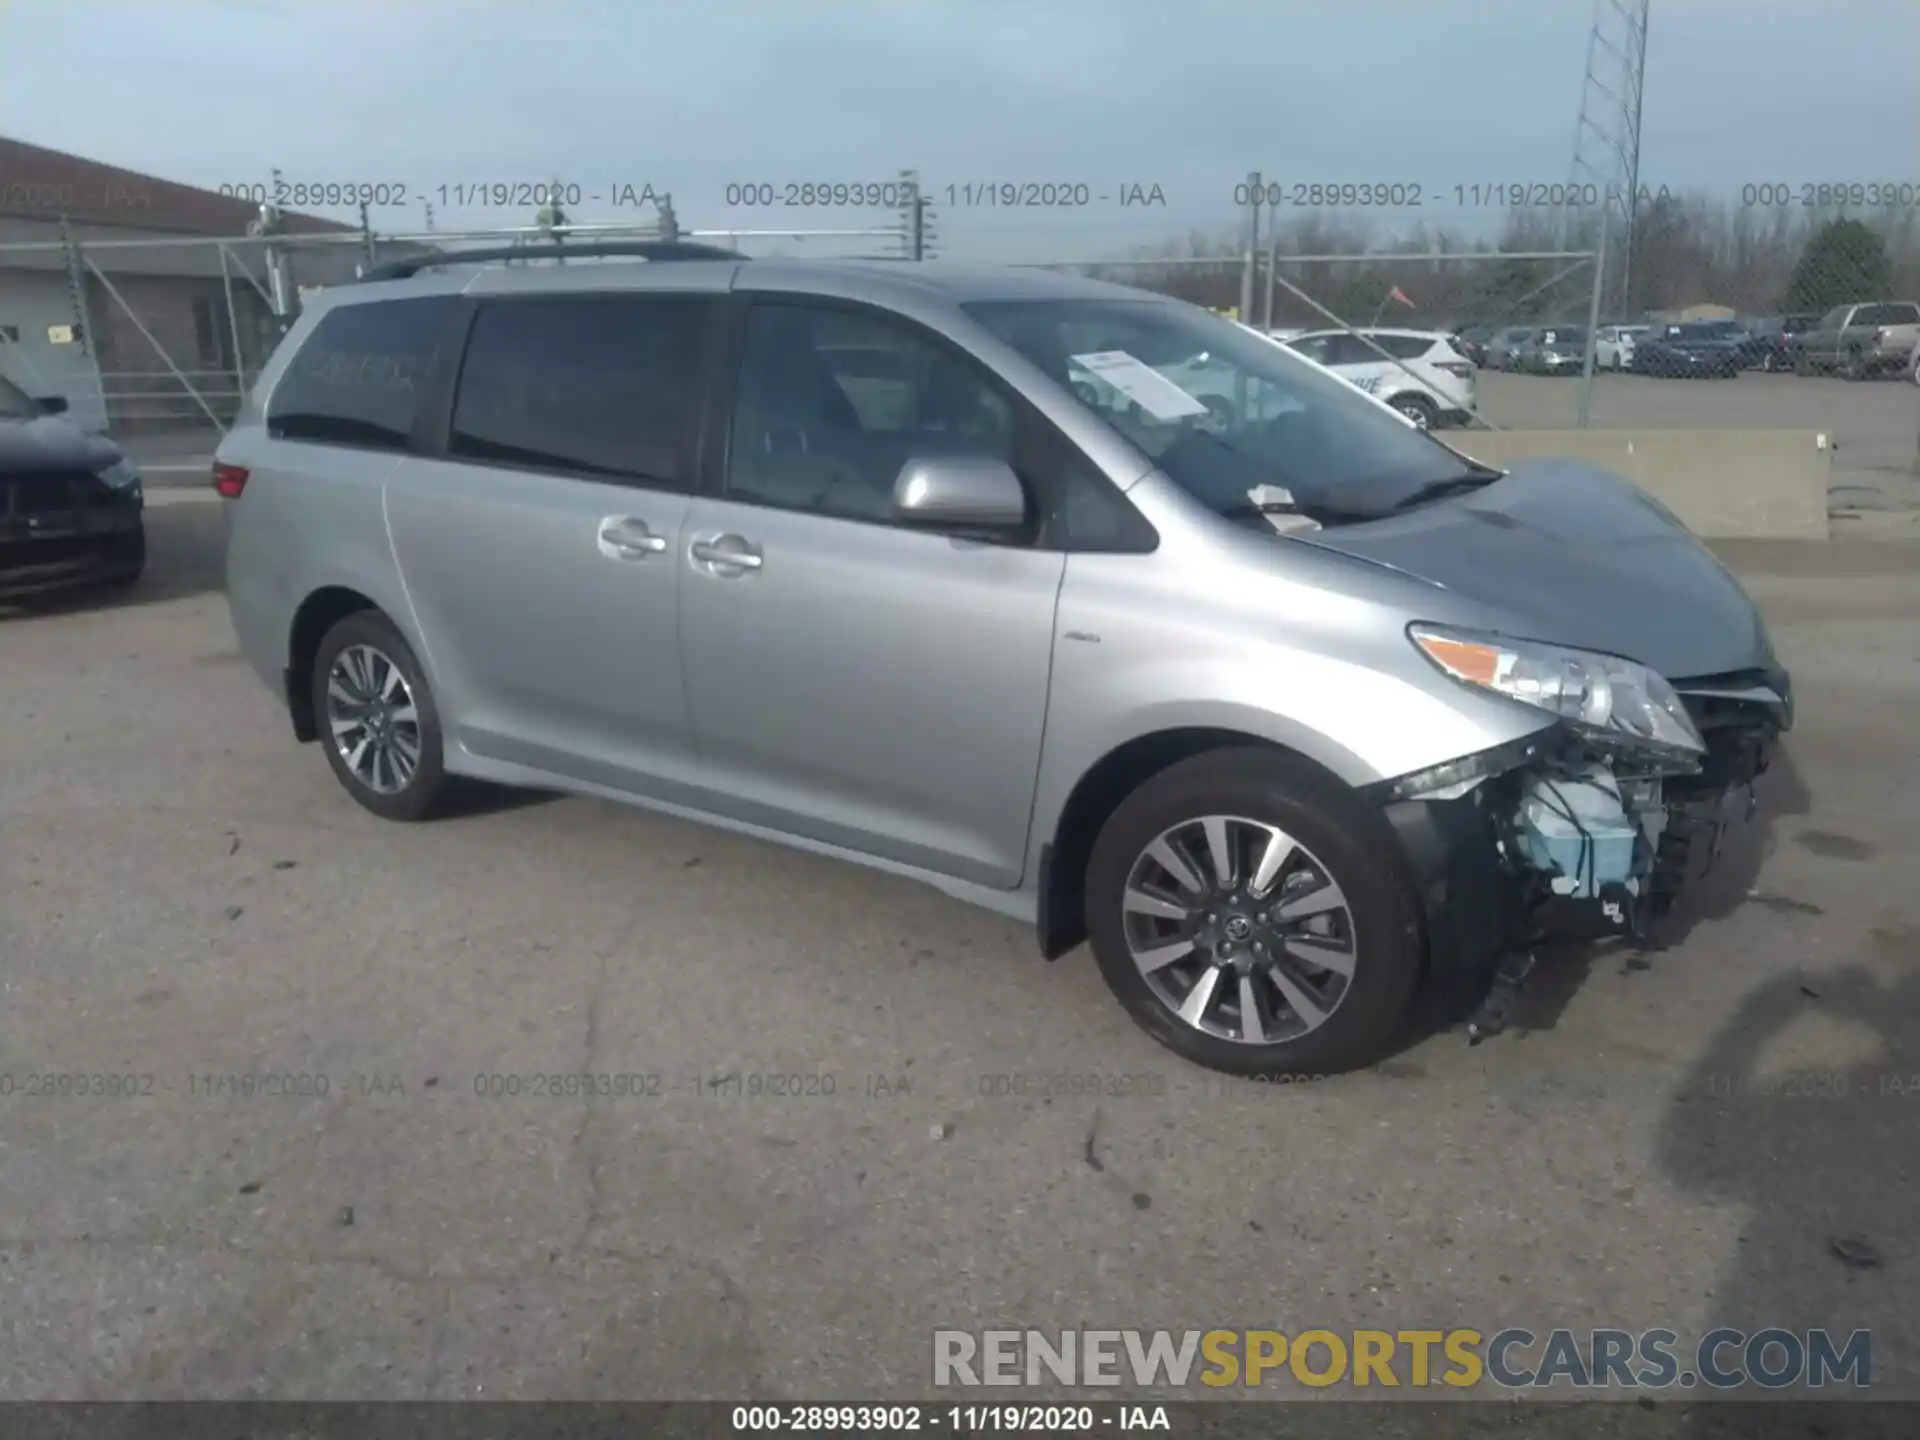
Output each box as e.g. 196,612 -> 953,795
933,1328 -> 1872,1391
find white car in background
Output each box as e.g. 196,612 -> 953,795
1274,328 -> 1477,430
1595,324 -> 1650,371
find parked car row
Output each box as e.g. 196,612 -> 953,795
1445,301 -> 1920,382
1269,328 -> 1476,430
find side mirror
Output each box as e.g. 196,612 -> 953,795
35,394 -> 69,415
892,455 -> 1027,533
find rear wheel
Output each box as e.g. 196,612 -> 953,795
1842,349 -> 1867,381
1389,393 -> 1436,430
311,610 -> 453,822
1084,749 -> 1424,1077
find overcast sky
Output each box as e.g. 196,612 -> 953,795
2,0 -> 1915,259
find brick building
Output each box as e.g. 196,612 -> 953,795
0,135 -> 362,432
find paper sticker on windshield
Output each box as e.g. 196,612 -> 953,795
1069,350 -> 1211,421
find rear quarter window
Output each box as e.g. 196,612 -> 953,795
1373,334 -> 1434,360
267,296 -> 459,450
448,294 -> 714,486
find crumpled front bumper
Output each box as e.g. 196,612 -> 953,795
1377,665 -> 1791,1008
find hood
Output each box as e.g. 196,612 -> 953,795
1294,458 -> 1772,680
0,415 -> 122,472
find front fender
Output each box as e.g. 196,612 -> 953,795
1028,646 -> 1545,868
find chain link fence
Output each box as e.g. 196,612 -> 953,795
3,184 -> 1913,498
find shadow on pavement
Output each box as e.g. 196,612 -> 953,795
1660,930 -> 1918,1417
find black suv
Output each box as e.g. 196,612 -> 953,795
0,375 -> 145,600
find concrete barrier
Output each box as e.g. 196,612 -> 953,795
1442,429 -> 1831,541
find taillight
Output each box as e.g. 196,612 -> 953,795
212,461 -> 249,498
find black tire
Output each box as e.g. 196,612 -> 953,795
1794,351 -> 1812,377
1083,748 -> 1425,1077
1389,393 -> 1437,430
310,609 -> 453,822
1842,349 -> 1866,382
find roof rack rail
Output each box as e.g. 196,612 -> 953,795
358,239 -> 747,282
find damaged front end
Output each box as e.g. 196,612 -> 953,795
1375,625 -> 1792,1037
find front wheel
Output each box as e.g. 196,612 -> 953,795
1083,749 -> 1425,1077
1842,350 -> 1867,381
311,610 -> 454,821
1389,394 -> 1436,430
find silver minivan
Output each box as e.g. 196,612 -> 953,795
218,242 -> 1791,1077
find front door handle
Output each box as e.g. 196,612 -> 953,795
598,516 -> 668,560
690,534 -> 763,573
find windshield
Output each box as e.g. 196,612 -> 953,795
964,297 -> 1482,524
1539,327 -> 1587,347
1673,322 -> 1742,341
0,373 -> 39,420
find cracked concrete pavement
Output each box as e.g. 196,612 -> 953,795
0,498 -> 1915,1403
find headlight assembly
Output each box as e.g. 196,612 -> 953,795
1409,623 -> 1704,759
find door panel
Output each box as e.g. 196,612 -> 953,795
387,458 -> 696,795
384,290 -> 718,796
678,499 -> 1064,887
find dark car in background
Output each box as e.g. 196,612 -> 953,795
1486,326 -> 1539,371
0,374 -> 145,601
1745,313 -> 1821,372
1630,322 -> 1745,379
1513,325 -> 1590,376
1453,323 -> 1498,368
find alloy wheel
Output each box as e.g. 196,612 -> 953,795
325,643 -> 422,795
1120,815 -> 1357,1045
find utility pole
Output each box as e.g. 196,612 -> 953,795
247,199 -> 291,320
1239,170 -> 1262,321
1576,206 -> 1610,428
535,175 -> 568,260
898,170 -> 934,260
56,215 -> 103,429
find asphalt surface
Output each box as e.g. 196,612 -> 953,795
0,497 -> 1915,1410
